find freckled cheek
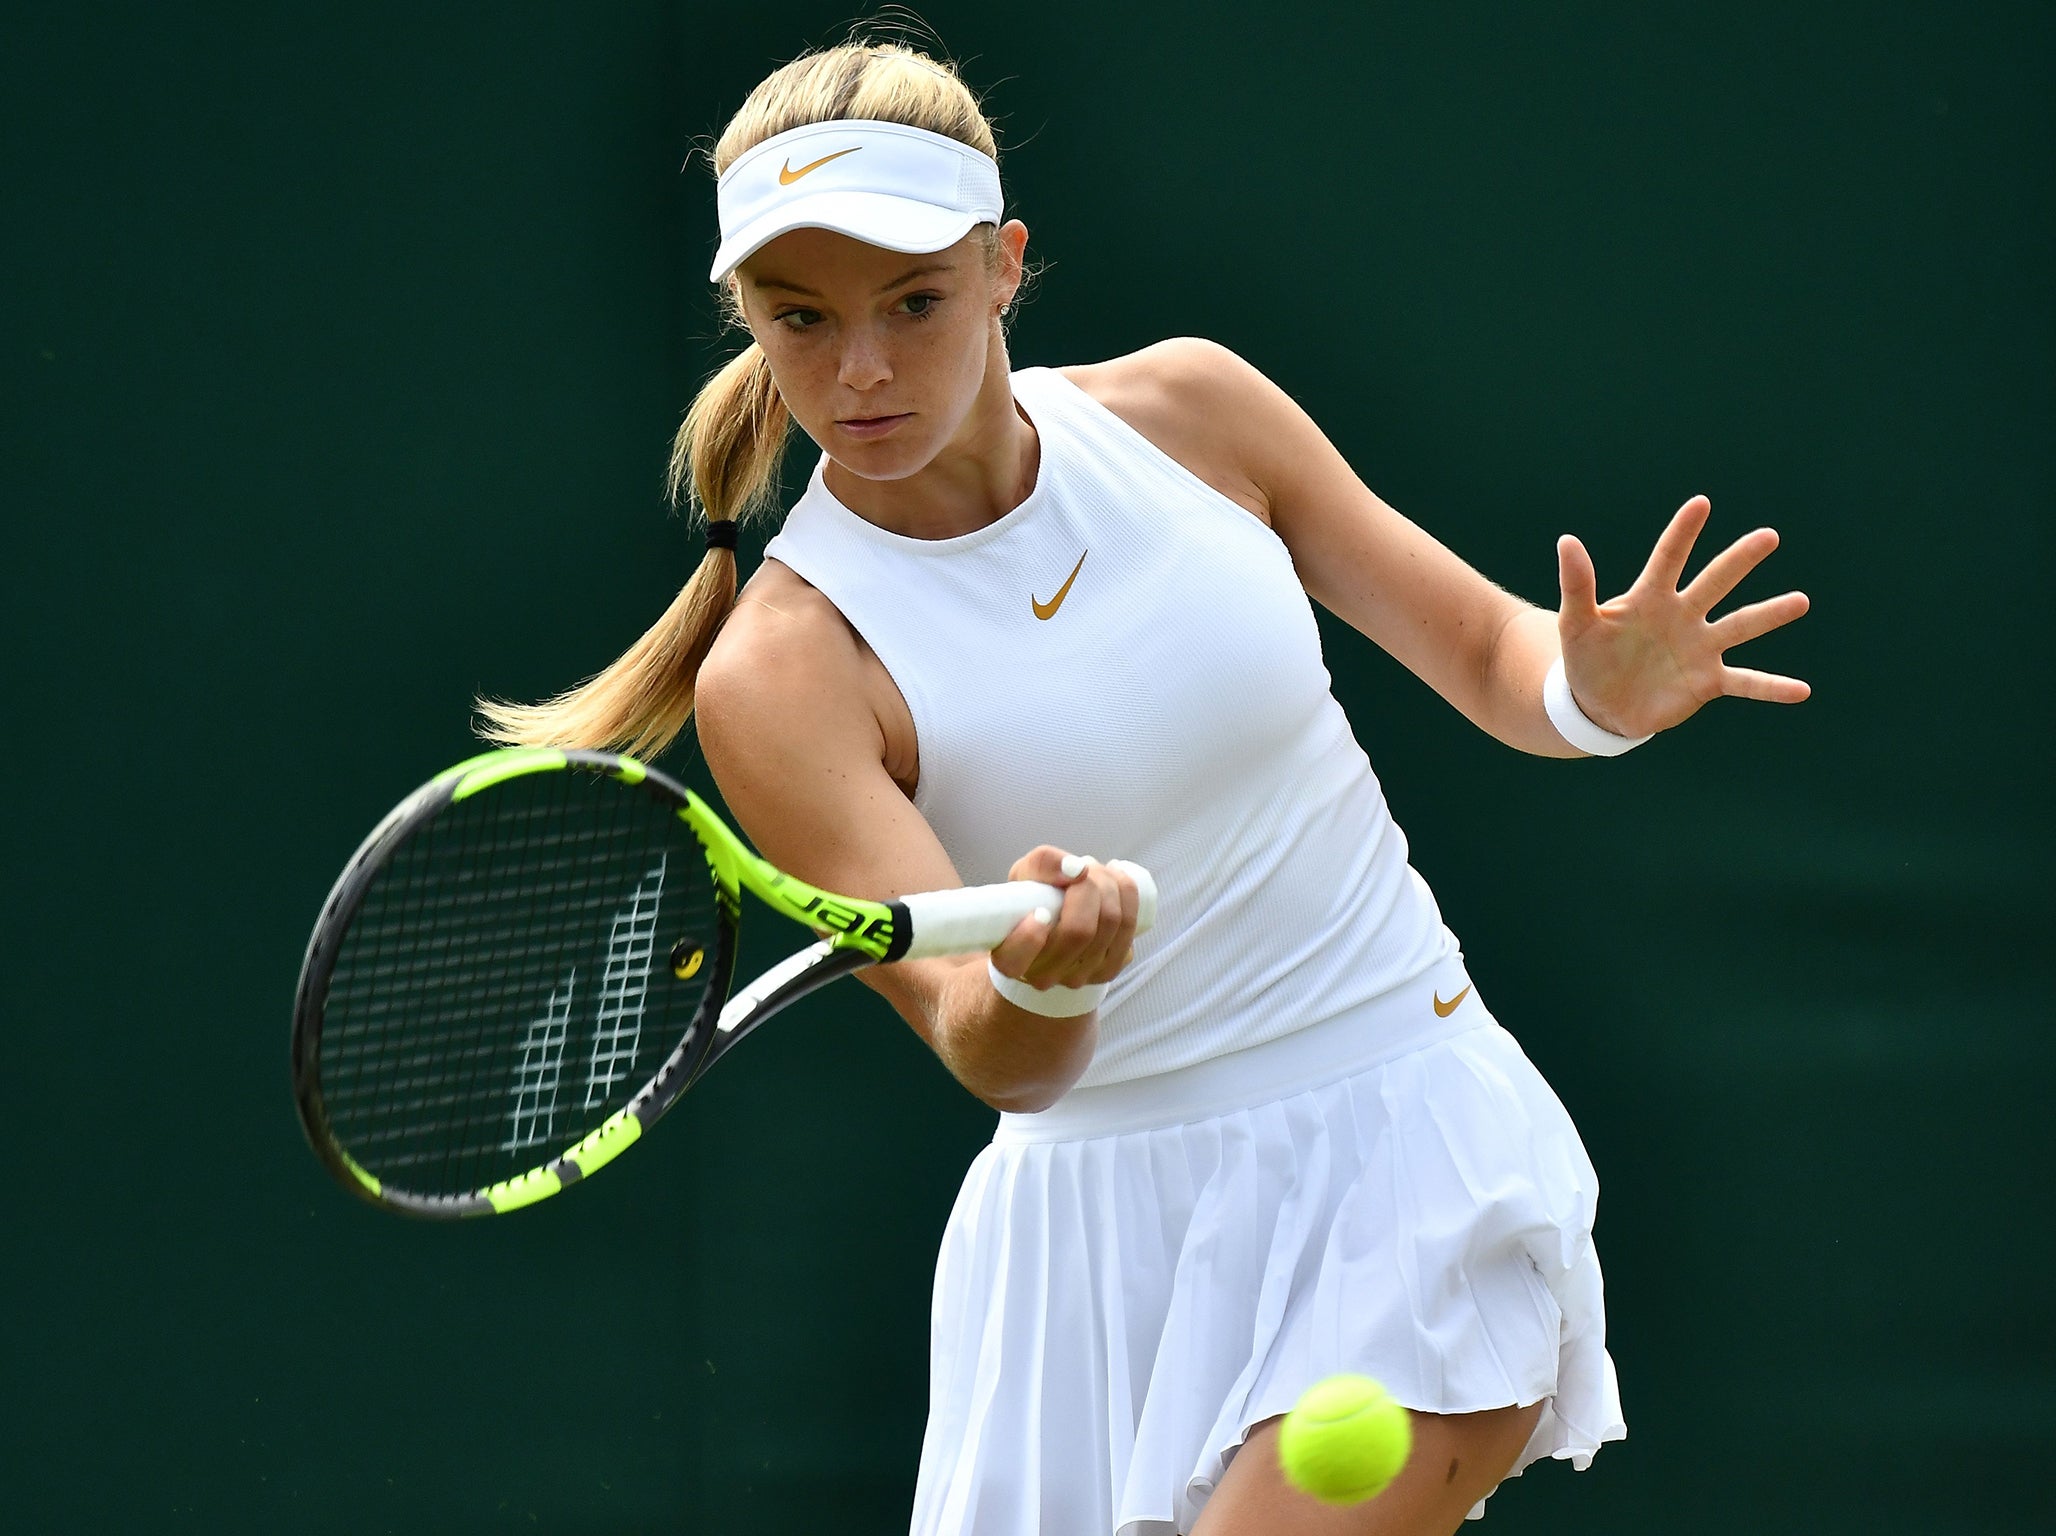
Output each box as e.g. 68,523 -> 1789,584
906,318 -> 987,407
760,344 -> 840,437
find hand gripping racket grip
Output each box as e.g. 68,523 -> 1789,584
895,859 -> 1157,961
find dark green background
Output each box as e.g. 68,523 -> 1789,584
6,3 -> 2049,1532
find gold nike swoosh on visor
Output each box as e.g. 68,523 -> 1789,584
778,147 -> 860,184
1031,550 -> 1089,620
1433,985 -> 1472,1018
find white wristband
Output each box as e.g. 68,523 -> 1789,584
1543,656 -> 1654,757
987,958 -> 1107,1019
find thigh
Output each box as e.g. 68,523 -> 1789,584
1188,1400 -> 1546,1536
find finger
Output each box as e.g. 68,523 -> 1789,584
1054,854 -> 1118,980
1682,527 -> 1780,616
1719,665 -> 1812,703
1061,863 -> 1131,984
1556,534 -> 1600,628
1025,871 -> 1106,984
988,905 -> 1056,981
1076,864 -> 1141,984
1635,495 -> 1712,593
1111,863 -> 1141,939
1006,844 -> 1087,886
1709,590 -> 1809,651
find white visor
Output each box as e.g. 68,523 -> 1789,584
709,119 -> 1003,283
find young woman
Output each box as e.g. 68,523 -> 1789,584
483,40 -> 1809,1536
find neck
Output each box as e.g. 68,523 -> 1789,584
821,341 -> 1038,540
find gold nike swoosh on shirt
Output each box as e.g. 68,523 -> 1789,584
1031,550 -> 1089,620
1433,985 -> 1472,1018
778,147 -> 860,184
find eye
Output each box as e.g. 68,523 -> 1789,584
898,292 -> 942,319
775,308 -> 823,331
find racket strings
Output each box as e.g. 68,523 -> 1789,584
319,770 -> 718,1198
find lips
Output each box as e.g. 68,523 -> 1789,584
836,412 -> 912,440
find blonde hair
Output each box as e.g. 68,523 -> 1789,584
476,40 -> 1001,757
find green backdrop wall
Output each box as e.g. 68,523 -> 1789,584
5,3 -> 2049,1532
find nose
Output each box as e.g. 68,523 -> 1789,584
836,325 -> 893,392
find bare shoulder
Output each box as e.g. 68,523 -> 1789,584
695,561 -> 881,777
692,560 -> 945,915
1059,338 -> 1296,523
1061,335 -> 1266,408
699,561 -> 859,705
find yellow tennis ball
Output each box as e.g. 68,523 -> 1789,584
1276,1373 -> 1413,1505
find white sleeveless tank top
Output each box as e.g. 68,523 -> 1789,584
762,365 -> 1459,1089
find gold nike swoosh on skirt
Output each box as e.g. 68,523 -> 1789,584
1031,550 -> 1089,620
1433,985 -> 1472,1018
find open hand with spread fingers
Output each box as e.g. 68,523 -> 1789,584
1555,495 -> 1811,740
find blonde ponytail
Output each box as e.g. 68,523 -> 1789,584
474,345 -> 788,758
477,35 -> 999,760
665,342 -> 790,518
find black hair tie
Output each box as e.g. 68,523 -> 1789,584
704,519 -> 739,551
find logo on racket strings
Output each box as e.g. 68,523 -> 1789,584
503,857 -> 669,1153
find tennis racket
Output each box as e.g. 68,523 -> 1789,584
291,746 -> 1156,1219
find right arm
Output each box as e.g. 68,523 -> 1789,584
693,573 -> 1139,1113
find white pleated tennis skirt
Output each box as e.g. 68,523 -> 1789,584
909,956 -> 1625,1536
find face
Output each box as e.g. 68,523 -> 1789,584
733,222 -> 1026,482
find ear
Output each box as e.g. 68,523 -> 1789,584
994,219 -> 1029,312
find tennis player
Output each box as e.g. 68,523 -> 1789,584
482,39 -> 1809,1536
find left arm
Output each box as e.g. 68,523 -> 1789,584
1094,338 -> 1810,754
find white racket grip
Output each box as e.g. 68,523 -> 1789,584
896,859 -> 1158,961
